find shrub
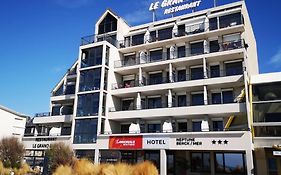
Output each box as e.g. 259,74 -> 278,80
73,159 -> 100,175
53,165 -> 73,175
115,163 -> 133,175
45,142 -> 74,172
133,161 -> 159,175
0,137 -> 25,169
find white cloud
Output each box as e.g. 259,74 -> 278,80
269,47 -> 281,65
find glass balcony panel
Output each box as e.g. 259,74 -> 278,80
81,46 -> 103,68
253,102 -> 281,122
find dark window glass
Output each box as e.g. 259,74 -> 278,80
105,46 -> 110,66
178,24 -> 186,36
190,42 -> 204,55
145,151 -> 160,171
213,121 -> 224,131
177,46 -> 186,58
76,93 -> 100,117
121,124 -> 130,133
192,121 -> 202,132
190,67 -> 204,80
254,126 -> 281,137
268,158 -> 278,175
212,93 -> 221,104
53,84 -> 63,96
81,46 -> 103,68
148,124 -> 161,133
210,40 -> 220,53
222,91 -> 233,104
61,126 -> 72,135
253,102 -> 281,123
52,106 -> 61,116
79,68 -> 101,92
253,82 -> 281,101
65,85 -> 75,95
124,54 -> 136,66
191,93 -> 204,106
210,65 -> 220,78
166,48 -> 170,60
158,27 -> 173,40
150,31 -> 157,42
177,70 -> 186,82
132,33 -> 144,46
149,50 -> 163,62
148,97 -> 162,109
191,152 -> 210,172
98,13 -> 117,34
178,95 -> 187,107
76,150 -> 95,161
122,100 -> 134,111
74,119 -> 98,144
178,122 -> 187,132
225,62 -> 243,76
104,69 -> 108,90
219,12 -> 242,29
209,17 -> 218,30
61,105 -> 73,115
215,153 -> 246,174
148,73 -> 163,85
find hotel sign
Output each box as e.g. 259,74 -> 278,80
149,0 -> 202,15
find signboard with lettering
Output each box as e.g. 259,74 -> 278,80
22,136 -> 71,150
109,136 -> 143,149
149,0 -> 202,15
273,151 -> 281,156
143,136 -> 169,149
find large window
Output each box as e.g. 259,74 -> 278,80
190,42 -> 204,55
190,67 -> 204,80
149,50 -> 163,62
132,33 -> 144,46
122,99 -> 135,111
222,90 -> 234,104
81,46 -> 103,68
148,97 -> 162,109
98,13 -> 117,34
79,68 -> 101,92
148,73 -> 163,85
253,82 -> 281,101
210,65 -> 220,78
192,121 -> 202,132
191,152 -> 210,172
253,102 -> 281,123
158,27 -> 173,41
148,124 -> 161,133
254,126 -> 281,137
74,119 -> 98,144
76,150 -> 95,161
213,121 -> 224,131
219,12 -> 242,29
215,152 -> 246,174
225,61 -> 243,76
178,95 -> 187,107
212,93 -> 222,104
76,93 -> 100,117
191,93 -> 204,106
177,46 -> 186,58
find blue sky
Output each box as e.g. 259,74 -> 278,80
0,0 -> 281,116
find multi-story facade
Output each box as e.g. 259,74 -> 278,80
23,1 -> 260,175
0,105 -> 27,138
250,72 -> 281,175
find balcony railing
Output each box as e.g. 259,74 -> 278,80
112,69 -> 243,90
34,112 -> 51,117
81,34 -> 117,47
114,39 -> 245,68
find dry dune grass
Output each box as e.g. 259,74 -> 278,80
0,161 -> 34,175
53,160 -> 158,175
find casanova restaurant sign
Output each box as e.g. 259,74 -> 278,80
149,0 -> 202,15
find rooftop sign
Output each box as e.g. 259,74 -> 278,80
149,0 -> 202,15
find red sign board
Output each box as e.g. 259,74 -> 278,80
109,136 -> 143,149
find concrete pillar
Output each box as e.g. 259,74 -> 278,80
168,89 -> 172,107
136,92 -> 141,109
204,85 -> 208,105
94,149 -> 100,164
218,36 -> 223,51
186,42 -> 191,57
138,67 -> 143,86
203,57 -> 208,78
160,149 -> 167,175
246,149 -> 255,175
204,39 -> 209,54
169,63 -> 173,82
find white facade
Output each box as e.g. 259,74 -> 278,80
0,105 -> 27,139
22,1 -> 262,175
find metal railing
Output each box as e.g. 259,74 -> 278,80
114,39 -> 245,68
34,112 -> 51,117
81,34 -> 117,46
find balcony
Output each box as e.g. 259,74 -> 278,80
81,33 -> 117,47
114,39 -> 245,68
33,112 -> 73,124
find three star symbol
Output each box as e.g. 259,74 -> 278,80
212,139 -> 228,145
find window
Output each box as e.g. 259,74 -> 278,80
192,121 -> 202,132
121,124 -> 130,133
148,97 -> 162,109
190,42 -> 204,55
98,13 -> 117,34
219,12 -> 242,29
52,106 -> 61,116
178,122 -> 187,132
76,150 -> 95,161
74,119 -> 98,144
79,68 -> 101,92
76,93 -> 100,117
177,70 -> 186,82
210,40 -> 220,53
65,85 -> 75,95
225,61 -> 243,76
178,24 -> 186,36
213,121 -> 223,131
191,93 -> 204,106
148,73 -> 163,85
210,65 -> 220,78
212,93 -> 221,104
132,33 -> 144,46
190,67 -> 204,80
166,48 -> 170,60
178,95 -> 187,107
215,152 -> 246,174
222,91 -> 233,104
148,124 -> 161,133
53,84 -> 63,96
124,54 -> 136,66
81,46 -> 103,68
105,46 -> 110,66
149,50 -> 163,62
191,152 -> 210,172
209,17 -> 218,30
150,31 -> 157,42
122,99 -> 134,111
253,82 -> 281,101
177,46 -> 186,58
268,158 -> 278,175
254,126 -> 281,137
253,102 -> 281,123
158,27 -> 173,40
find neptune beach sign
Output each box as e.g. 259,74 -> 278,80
149,0 -> 202,15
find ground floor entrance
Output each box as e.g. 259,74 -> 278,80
255,148 -> 281,175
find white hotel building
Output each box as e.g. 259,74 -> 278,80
22,1 -> 262,174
